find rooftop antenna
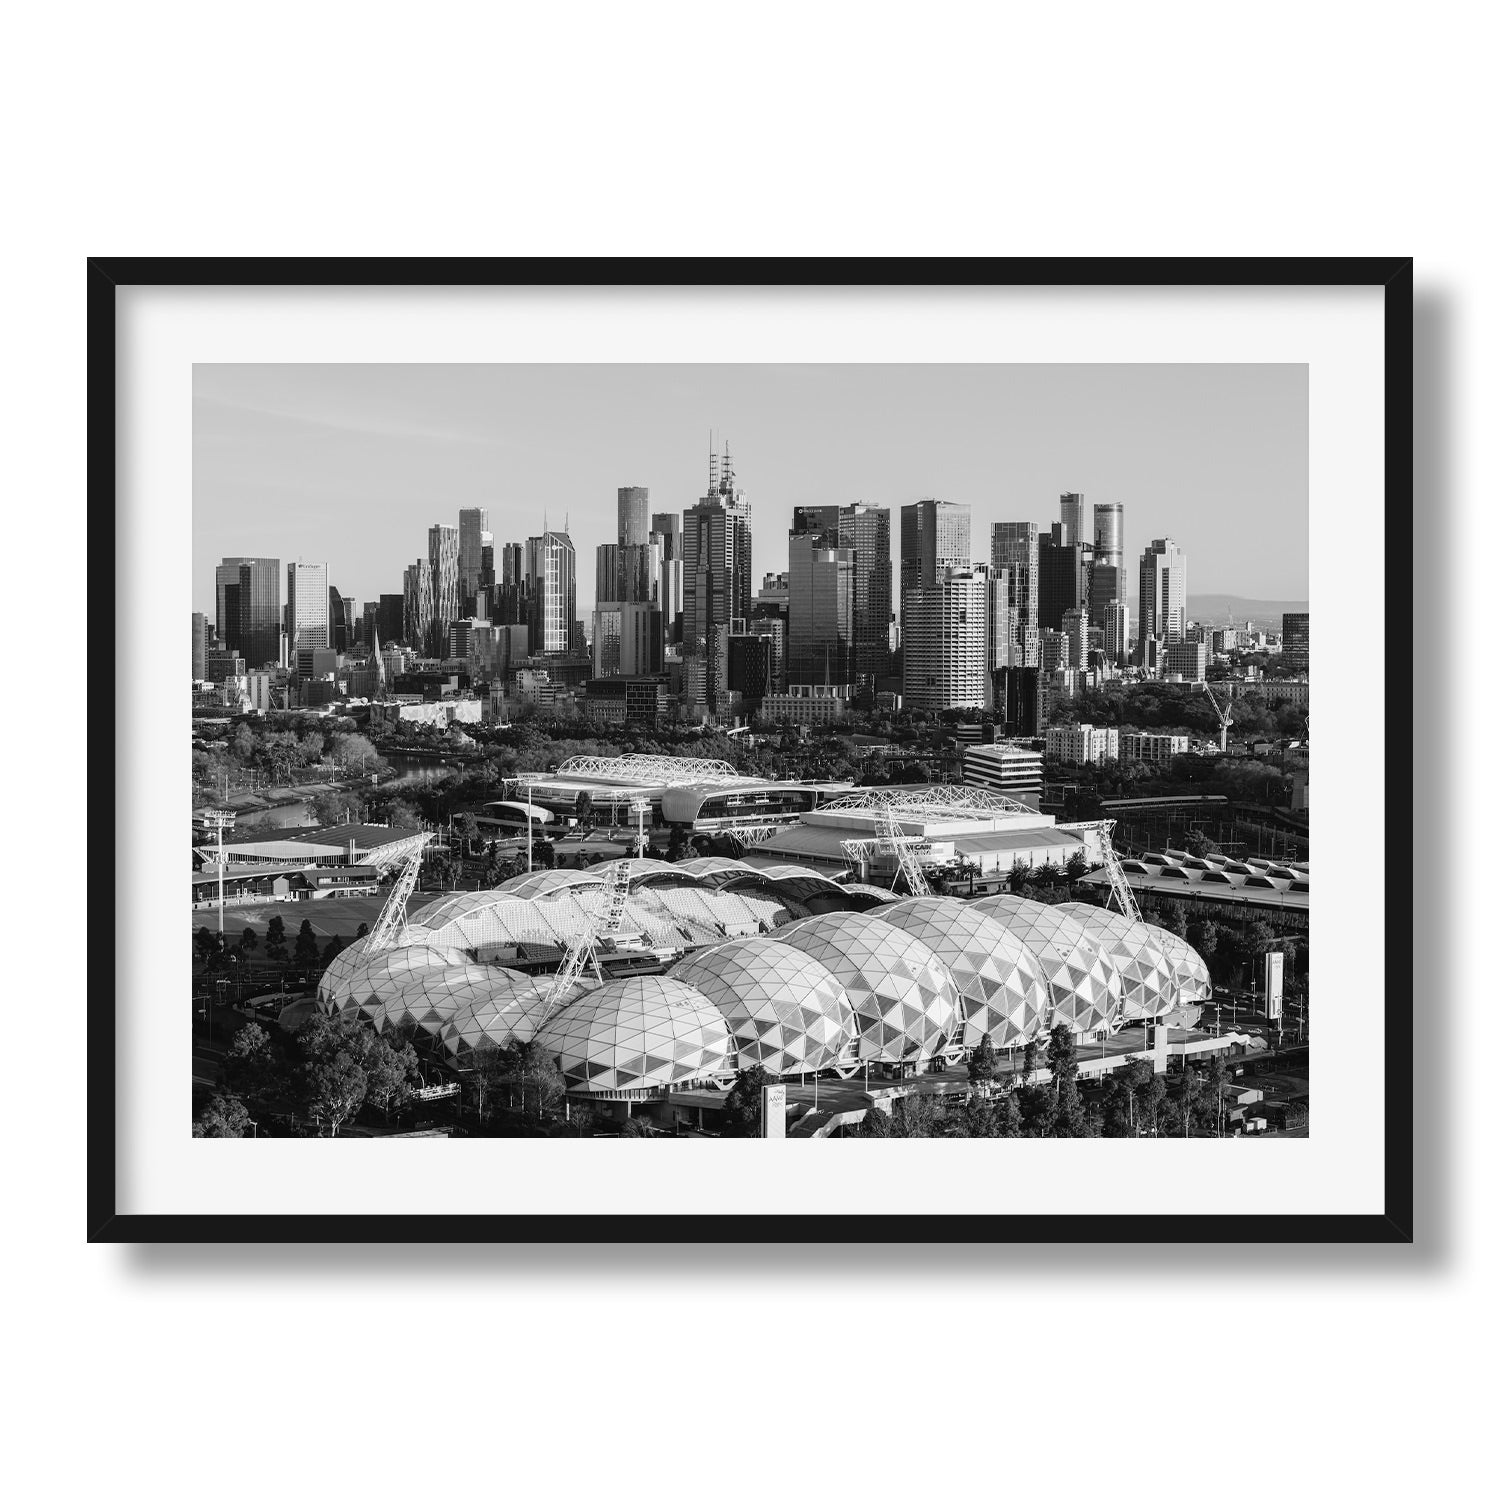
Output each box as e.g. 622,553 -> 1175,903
708,429 -> 718,496
722,438 -> 733,493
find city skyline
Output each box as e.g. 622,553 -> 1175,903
193,363 -> 1309,616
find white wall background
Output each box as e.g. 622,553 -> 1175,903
4,4 -> 1488,1498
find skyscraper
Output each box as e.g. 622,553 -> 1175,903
403,559 -> 433,653
900,498 -> 971,597
681,442 -> 752,704
902,567 -> 989,711
990,522 -> 1040,668
458,508 -> 489,605
787,506 -> 854,688
428,524 -> 460,655
838,502 -> 892,692
1138,538 -> 1187,666
526,529 -> 576,654
234,558 -> 281,669
377,593 -> 405,649
1059,492 -> 1086,549
191,612 -> 207,681
1282,612 -> 1310,674
286,562 -> 330,659
618,486 -> 650,547
1092,501 -> 1124,574
215,558 -> 250,645
1039,522 -> 1084,630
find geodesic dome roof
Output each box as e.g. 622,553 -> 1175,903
1055,903 -> 1181,1020
316,940 -> 473,1017
1149,926 -> 1213,1006
670,937 -> 857,1076
494,868 -> 600,900
369,963 -> 523,1036
772,911 -> 960,1062
875,897 -> 1051,1048
675,857 -> 759,880
534,975 -> 734,1094
439,976 -> 587,1064
969,895 -> 1124,1033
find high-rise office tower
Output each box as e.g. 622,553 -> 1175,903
838,502 -> 892,692
191,612 -> 208,680
1103,600 -> 1131,666
458,508 -> 489,604
618,486 -> 650,547
493,542 -> 527,626
1060,493 -> 1086,549
328,585 -> 354,653
1092,502 -> 1124,574
427,524 -> 460,655
232,559 -> 281,669
403,559 -> 433,653
990,522 -> 1040,668
1039,521 -> 1085,630
1138,538 -> 1187,665
787,506 -> 854,688
286,562 -> 331,659
526,529 -> 577,654
900,499 -> 971,706
900,499 -> 971,597
215,558 -> 251,645
377,593 -> 405,648
902,567 -> 989,711
1062,607 -> 1090,672
1282,612 -> 1309,673
651,512 -> 681,562
681,442 -> 752,702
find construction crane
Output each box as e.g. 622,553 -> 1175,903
1064,819 -> 1142,923
1201,681 -> 1234,753
841,806 -> 931,896
540,857 -> 635,1014
363,834 -> 434,953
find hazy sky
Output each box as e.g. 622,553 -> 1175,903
193,363 -> 1308,617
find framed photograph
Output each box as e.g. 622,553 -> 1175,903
93,257 -> 1412,1244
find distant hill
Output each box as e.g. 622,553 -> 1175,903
1186,595 -> 1308,632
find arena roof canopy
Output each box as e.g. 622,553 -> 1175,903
553,753 -> 744,786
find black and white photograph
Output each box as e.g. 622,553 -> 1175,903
188,361 -> 1312,1146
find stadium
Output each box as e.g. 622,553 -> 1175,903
315,853 -> 1211,1111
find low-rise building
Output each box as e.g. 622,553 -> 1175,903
369,697 -> 483,729
758,684 -> 848,725
962,742 -> 1044,804
1046,722 -> 1120,765
1121,731 -> 1190,764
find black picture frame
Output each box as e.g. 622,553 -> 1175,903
91,256 -> 1414,1245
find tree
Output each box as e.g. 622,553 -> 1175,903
622,1115 -> 657,1137
1045,1023 -> 1078,1095
967,1035 -> 998,1095
1065,849 -> 1091,886
665,823 -> 690,863
1018,1038 -> 1040,1087
193,1093 -> 252,1138
1016,1083 -> 1058,1137
532,838 -> 556,870
1184,829 -> 1219,859
320,934 -> 345,970
193,926 -> 220,965
363,1033 -> 422,1119
236,925 -> 260,957
574,790 -> 594,828
222,1023 -> 287,1109
293,919 -> 320,969
721,1065 -> 775,1137
354,922 -> 369,940
301,1053 -> 367,1136
1007,859 -> 1033,894
264,915 -> 288,964
455,810 -> 480,852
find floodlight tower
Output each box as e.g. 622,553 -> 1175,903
199,808 -> 237,938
